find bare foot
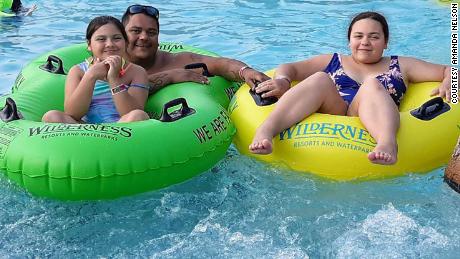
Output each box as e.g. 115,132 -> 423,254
249,138 -> 272,154
368,143 -> 397,165
249,127 -> 274,154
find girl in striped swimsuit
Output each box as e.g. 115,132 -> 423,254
43,16 -> 150,124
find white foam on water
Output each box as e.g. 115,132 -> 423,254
333,203 -> 449,258
148,209 -> 310,258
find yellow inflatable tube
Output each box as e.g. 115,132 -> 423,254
229,70 -> 460,181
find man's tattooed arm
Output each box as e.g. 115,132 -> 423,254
148,72 -> 171,94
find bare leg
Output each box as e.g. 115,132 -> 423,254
42,110 -> 80,123
118,109 -> 150,122
348,78 -> 399,165
249,72 -> 347,154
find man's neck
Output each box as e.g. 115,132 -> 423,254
129,51 -> 164,73
132,57 -> 156,72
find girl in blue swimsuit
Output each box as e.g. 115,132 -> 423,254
250,11 -> 451,165
42,16 -> 150,124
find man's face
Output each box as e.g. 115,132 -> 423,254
125,13 -> 159,61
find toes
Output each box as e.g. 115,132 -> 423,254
249,142 -> 259,151
249,141 -> 262,152
249,139 -> 272,155
379,152 -> 390,161
368,150 -> 396,165
385,153 -> 392,162
368,151 -> 376,161
261,139 -> 271,149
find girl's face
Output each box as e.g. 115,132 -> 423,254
87,23 -> 126,60
348,18 -> 387,64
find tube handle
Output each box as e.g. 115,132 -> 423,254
410,97 -> 450,120
159,97 -> 196,122
184,63 -> 212,77
39,55 -> 66,75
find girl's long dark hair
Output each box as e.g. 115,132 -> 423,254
86,16 -> 128,42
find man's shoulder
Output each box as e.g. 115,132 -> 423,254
129,62 -> 147,72
161,50 -> 210,65
163,50 -> 211,59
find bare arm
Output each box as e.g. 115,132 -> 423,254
146,52 -> 219,94
275,54 -> 333,81
197,55 -> 244,81
108,61 -> 149,115
256,54 -> 333,98
146,52 -> 269,93
64,65 -> 99,119
147,68 -> 210,94
401,57 -> 451,102
147,71 -> 174,94
196,54 -> 270,88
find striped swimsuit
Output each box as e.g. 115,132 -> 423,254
79,61 -> 120,123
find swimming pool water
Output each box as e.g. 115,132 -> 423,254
0,0 -> 459,257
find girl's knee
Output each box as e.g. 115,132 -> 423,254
299,72 -> 335,90
310,71 -> 332,83
361,77 -> 385,92
123,109 -> 149,122
42,110 -> 62,122
132,109 -> 150,120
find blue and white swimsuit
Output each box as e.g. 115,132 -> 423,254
323,53 -> 407,106
78,61 -> 121,123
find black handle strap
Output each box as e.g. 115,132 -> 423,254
0,98 -> 23,122
159,97 -> 196,122
410,97 -> 450,121
184,63 -> 212,77
39,55 -> 66,75
420,97 -> 444,116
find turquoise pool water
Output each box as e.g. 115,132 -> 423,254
1,0 -> 459,257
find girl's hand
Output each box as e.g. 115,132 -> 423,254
431,82 -> 451,102
430,66 -> 451,103
87,58 -> 108,80
255,78 -> 290,98
103,55 -> 122,84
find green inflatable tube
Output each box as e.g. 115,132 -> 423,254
0,0 -> 15,17
0,43 -> 240,200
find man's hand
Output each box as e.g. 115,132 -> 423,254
241,68 -> 270,90
170,68 -> 210,85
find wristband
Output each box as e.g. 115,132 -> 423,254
238,66 -> 251,80
274,75 -> 292,85
111,84 -> 128,95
